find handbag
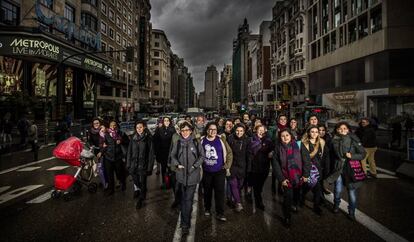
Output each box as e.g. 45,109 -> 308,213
348,159 -> 366,182
308,163 -> 320,188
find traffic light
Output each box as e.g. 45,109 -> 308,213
126,46 -> 134,62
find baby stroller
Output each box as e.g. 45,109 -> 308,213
51,137 -> 98,200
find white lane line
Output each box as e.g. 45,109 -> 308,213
0,186 -> 11,194
172,184 -> 199,242
26,190 -> 53,204
376,174 -> 398,179
0,157 -> 55,175
17,166 -> 42,172
47,166 -> 69,171
376,167 -> 397,176
0,185 -> 44,204
325,193 -> 408,242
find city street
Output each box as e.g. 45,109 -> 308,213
0,147 -> 413,242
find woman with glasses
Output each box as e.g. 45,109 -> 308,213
126,120 -> 155,209
154,117 -> 176,189
300,126 -> 329,216
248,124 -> 273,210
201,122 -> 233,222
326,122 -> 366,221
87,118 -> 102,155
169,122 -> 204,235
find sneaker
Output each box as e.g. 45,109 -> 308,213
216,214 -> 227,222
348,213 -> 356,221
235,203 -> 243,212
226,199 -> 235,208
204,210 -> 211,216
370,173 -> 378,179
181,227 -> 190,236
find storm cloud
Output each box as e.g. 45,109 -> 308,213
150,0 -> 274,92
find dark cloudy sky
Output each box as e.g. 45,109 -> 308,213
150,0 -> 274,93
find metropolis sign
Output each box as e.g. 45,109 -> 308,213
0,35 -> 112,77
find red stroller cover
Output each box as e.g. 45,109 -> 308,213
53,137 -> 83,166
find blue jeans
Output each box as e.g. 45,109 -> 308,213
334,175 -> 357,215
179,183 -> 196,228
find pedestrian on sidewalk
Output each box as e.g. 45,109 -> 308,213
405,114 -> 413,139
272,129 -> 304,228
28,120 -> 39,161
326,122 -> 366,221
87,118 -> 102,154
153,117 -> 176,189
126,120 -> 154,209
17,115 -> 29,148
226,124 -> 250,212
355,118 -> 378,178
201,122 -> 233,222
1,113 -> 13,150
102,120 -> 126,197
300,126 -> 329,216
169,122 -> 204,235
318,124 -> 334,195
247,124 -> 273,211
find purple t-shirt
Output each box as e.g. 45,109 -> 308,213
202,137 -> 224,173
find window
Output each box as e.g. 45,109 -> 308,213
127,27 -> 132,37
123,7 -> 127,17
154,80 -> 159,85
81,13 -> 98,31
109,10 -> 114,21
154,42 -> 160,47
100,86 -> 113,96
1,0 -> 19,25
101,21 -> 107,34
154,60 -> 159,66
39,0 -> 53,9
154,70 -> 159,76
348,20 -> 357,43
123,23 -> 127,32
358,14 -> 369,39
82,0 -> 97,6
101,42 -> 107,53
116,17 -> 121,28
154,91 -> 159,96
154,51 -> 159,57
128,14 -> 132,23
123,38 -> 127,48
109,27 -> 114,39
154,33 -> 160,39
64,4 -> 75,23
116,33 -> 121,44
101,2 -> 107,15
370,6 -> 382,33
109,46 -> 114,57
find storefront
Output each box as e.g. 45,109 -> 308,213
0,31 -> 112,121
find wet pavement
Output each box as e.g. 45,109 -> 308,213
0,152 -> 413,241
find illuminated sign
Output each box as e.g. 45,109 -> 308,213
10,38 -> 60,60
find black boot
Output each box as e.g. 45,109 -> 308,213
136,199 -> 143,209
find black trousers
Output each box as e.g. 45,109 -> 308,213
104,159 -> 126,192
132,173 -> 148,200
250,172 -> 268,206
302,181 -> 322,209
282,187 -> 301,219
29,141 -> 39,161
203,170 -> 226,215
179,183 -> 196,228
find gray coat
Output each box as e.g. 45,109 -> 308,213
170,136 -> 205,186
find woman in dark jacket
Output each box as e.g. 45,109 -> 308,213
227,123 -> 250,212
127,120 -> 155,209
318,124 -> 334,195
87,118 -> 102,155
153,117 -> 176,188
355,118 -> 378,177
169,122 -> 204,235
326,122 -> 366,220
248,124 -> 273,210
272,129 -> 305,227
101,120 -> 126,196
301,126 -> 329,215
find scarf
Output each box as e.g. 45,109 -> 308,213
280,141 -> 302,188
90,127 -> 100,135
277,123 -> 287,131
249,135 -> 263,156
108,128 -> 120,140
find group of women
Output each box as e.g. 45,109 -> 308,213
86,113 -> 366,234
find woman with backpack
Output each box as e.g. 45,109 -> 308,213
126,120 -> 155,209
273,129 -> 305,227
248,124 -> 273,211
326,122 -> 366,221
153,117 -> 176,189
226,123 -> 250,212
201,122 -> 233,222
169,122 -> 204,235
300,125 -> 330,216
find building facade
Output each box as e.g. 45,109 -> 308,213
270,0 -> 308,116
204,65 -> 218,110
220,64 -> 232,112
306,0 -> 414,123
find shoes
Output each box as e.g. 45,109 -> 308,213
216,214 -> 227,222
226,199 -> 235,208
133,190 -> 140,199
181,227 -> 190,236
204,210 -> 211,216
313,207 -> 323,216
332,205 -> 339,214
283,218 -> 291,228
235,203 -> 243,212
104,189 -> 114,197
370,173 -> 377,179
256,203 -> 265,211
348,213 -> 356,221
136,199 -> 143,209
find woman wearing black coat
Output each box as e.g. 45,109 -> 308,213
227,124 -> 250,212
126,121 -> 155,209
153,117 -> 176,188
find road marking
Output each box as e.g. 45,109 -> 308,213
376,167 -> 397,176
325,193 -> 408,242
0,185 -> 44,204
173,184 -> 199,242
0,186 -> 11,194
26,190 -> 53,204
17,166 -> 42,172
0,157 -> 55,175
47,166 -> 69,171
376,174 -> 398,179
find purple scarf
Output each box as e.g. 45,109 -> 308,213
108,128 -> 120,140
279,141 -> 303,188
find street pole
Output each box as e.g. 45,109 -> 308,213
126,63 -> 129,121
